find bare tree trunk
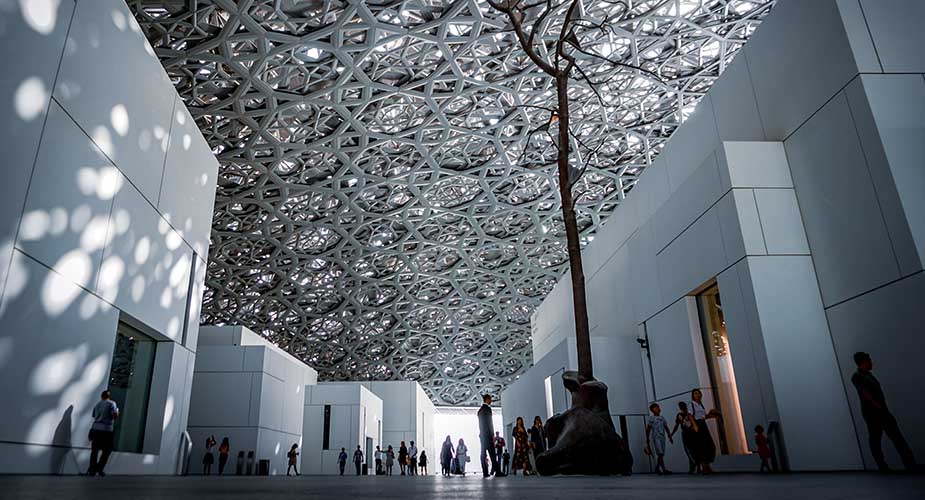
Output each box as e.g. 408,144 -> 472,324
554,73 -> 593,383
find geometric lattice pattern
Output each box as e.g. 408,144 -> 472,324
129,0 -> 774,405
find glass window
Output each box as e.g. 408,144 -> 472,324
108,320 -> 158,453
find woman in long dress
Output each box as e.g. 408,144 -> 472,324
511,417 -> 531,475
440,436 -> 454,476
455,438 -> 468,475
690,388 -> 720,474
399,441 -> 409,475
528,416 -> 546,473
386,445 -> 395,475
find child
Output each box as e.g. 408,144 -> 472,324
502,448 -> 510,475
287,443 -> 300,476
646,403 -> 673,475
754,425 -> 771,472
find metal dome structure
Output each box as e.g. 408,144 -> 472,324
129,0 -> 774,405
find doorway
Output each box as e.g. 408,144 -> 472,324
696,283 -> 749,455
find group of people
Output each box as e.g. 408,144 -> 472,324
338,441 -> 430,476
643,351 -> 917,475
645,388 -> 723,475
203,437 -> 301,476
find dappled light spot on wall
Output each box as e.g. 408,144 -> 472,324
134,236 -> 150,265
19,210 -> 51,241
79,290 -> 102,319
91,126 -> 114,157
69,204 -> 91,233
113,208 -> 131,235
0,248 -> 28,315
165,228 -> 182,251
162,394 -> 175,431
98,256 -> 125,302
79,215 -> 110,252
110,7 -> 126,31
20,0 -> 61,35
42,250 -> 90,316
182,134 -> 191,151
27,410 -> 62,456
131,274 -> 146,303
58,354 -> 110,419
30,344 -> 87,395
110,104 -> 129,137
14,76 -> 48,121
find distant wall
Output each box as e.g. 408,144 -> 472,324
302,383 -> 382,475
187,326 -> 317,476
0,0 -> 217,474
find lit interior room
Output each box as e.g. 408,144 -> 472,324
1,0 -> 923,498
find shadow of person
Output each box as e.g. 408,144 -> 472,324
50,405 -> 74,475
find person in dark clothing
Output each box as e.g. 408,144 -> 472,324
353,445 -> 364,475
477,394 -> 503,477
528,416 -> 546,472
851,352 -> 915,472
218,437 -> 231,475
87,390 -> 118,477
440,436 -> 454,476
338,448 -> 348,475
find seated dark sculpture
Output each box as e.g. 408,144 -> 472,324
535,370 -> 633,476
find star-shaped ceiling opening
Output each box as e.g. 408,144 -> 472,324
129,0 -> 775,406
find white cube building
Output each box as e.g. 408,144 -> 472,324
301,383 -> 383,475
187,326 -> 317,475
0,0 -> 216,475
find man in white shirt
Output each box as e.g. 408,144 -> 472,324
88,390 -> 119,476
408,441 -> 418,476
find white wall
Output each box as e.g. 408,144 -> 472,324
301,383 -> 383,475
0,0 -> 217,475
187,326 -> 317,476
522,0 -> 925,473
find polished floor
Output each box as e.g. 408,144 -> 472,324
1,473 -> 923,500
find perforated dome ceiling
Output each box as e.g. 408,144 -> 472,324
129,0 -> 774,405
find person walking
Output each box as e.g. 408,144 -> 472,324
670,401 -> 698,474
511,417 -> 531,475
87,390 -> 119,477
528,416 -> 547,473
477,394 -> 502,477
202,435 -> 217,475
851,351 -> 916,472
218,437 -> 231,475
645,403 -> 673,475
690,388 -> 720,474
440,436 -> 454,476
375,445 -> 383,475
338,447 -> 348,476
386,445 -> 395,475
287,443 -> 300,476
409,441 -> 418,476
419,450 -> 428,475
398,441 -> 408,475
353,445 -> 364,476
455,438 -> 468,475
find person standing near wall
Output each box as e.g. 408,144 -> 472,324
218,437 -> 230,475
494,431 -> 505,465
202,436 -> 216,475
87,390 -> 118,477
398,441 -> 408,475
409,441 -> 418,476
386,445 -> 395,475
477,394 -> 501,477
338,447 -> 348,476
851,352 -> 916,472
375,445 -> 383,475
690,389 -> 720,474
419,450 -> 428,475
353,445 -> 364,476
